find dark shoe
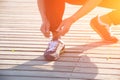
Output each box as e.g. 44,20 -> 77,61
44,39 -> 65,61
90,16 -> 118,43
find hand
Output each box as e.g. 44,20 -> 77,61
40,21 -> 50,38
56,17 -> 74,36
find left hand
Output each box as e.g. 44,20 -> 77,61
56,17 -> 74,36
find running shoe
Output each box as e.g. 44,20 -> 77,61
44,39 -> 65,61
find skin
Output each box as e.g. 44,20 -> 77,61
37,0 -> 50,38
57,0 -> 103,36
38,0 -> 103,37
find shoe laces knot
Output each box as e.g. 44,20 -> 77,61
47,40 -> 58,52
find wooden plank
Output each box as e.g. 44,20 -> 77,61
0,70 -> 120,80
73,67 -> 120,75
0,55 -> 120,63
0,76 -> 68,80
0,60 -> 120,69
0,0 -> 120,80
0,60 -> 78,67
0,55 -> 79,62
0,70 -> 71,78
62,53 -> 120,58
77,62 -> 120,69
0,64 -> 119,75
1,41 -> 120,48
0,65 -> 74,72
70,79 -> 84,80
71,72 -> 120,80
0,51 -> 120,59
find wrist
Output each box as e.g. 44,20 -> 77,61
70,16 -> 77,23
42,18 -> 49,23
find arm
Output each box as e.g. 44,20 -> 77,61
37,0 -> 47,22
71,0 -> 103,22
37,0 -> 50,38
57,0 -> 103,36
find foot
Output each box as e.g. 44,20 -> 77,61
44,39 -> 65,61
90,16 -> 118,43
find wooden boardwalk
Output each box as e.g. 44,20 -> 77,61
0,0 -> 120,80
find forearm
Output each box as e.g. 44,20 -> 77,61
37,0 -> 47,22
71,0 -> 103,22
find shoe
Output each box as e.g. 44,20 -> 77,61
44,39 -> 65,61
90,16 -> 118,43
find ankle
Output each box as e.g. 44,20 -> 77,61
52,32 -> 61,40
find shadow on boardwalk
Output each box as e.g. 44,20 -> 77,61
0,41 -> 115,80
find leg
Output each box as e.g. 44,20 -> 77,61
90,12 -> 119,42
96,0 -> 120,25
90,0 -> 120,42
47,0 -> 87,39
44,0 -> 65,40
38,0 -> 65,60
43,0 -> 87,39
65,0 -> 87,5
107,10 -> 120,25
40,0 -> 88,60
90,16 -> 118,43
99,0 -> 120,9
99,0 -> 120,25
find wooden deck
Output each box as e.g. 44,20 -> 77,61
0,0 -> 120,80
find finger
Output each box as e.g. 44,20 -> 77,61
45,25 -> 50,38
40,25 -> 50,38
44,29 -> 50,38
45,24 -> 50,32
40,26 -> 45,34
44,32 -> 50,38
60,25 -> 70,36
58,29 -> 65,36
56,23 -> 64,32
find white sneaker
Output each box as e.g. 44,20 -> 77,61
44,39 -> 65,61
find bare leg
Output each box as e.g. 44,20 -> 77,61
98,0 -> 120,25
90,0 -> 120,42
38,0 -> 88,40
44,0 -> 65,40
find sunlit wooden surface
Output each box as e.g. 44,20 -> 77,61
0,0 -> 120,80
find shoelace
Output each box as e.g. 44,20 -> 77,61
47,40 -> 59,52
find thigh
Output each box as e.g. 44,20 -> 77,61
108,10 -> 120,25
66,0 -> 120,9
44,0 -> 65,32
65,0 -> 87,5
44,0 -> 65,20
99,0 -> 120,9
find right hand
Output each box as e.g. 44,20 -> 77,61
56,17 -> 74,36
40,21 -> 50,38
